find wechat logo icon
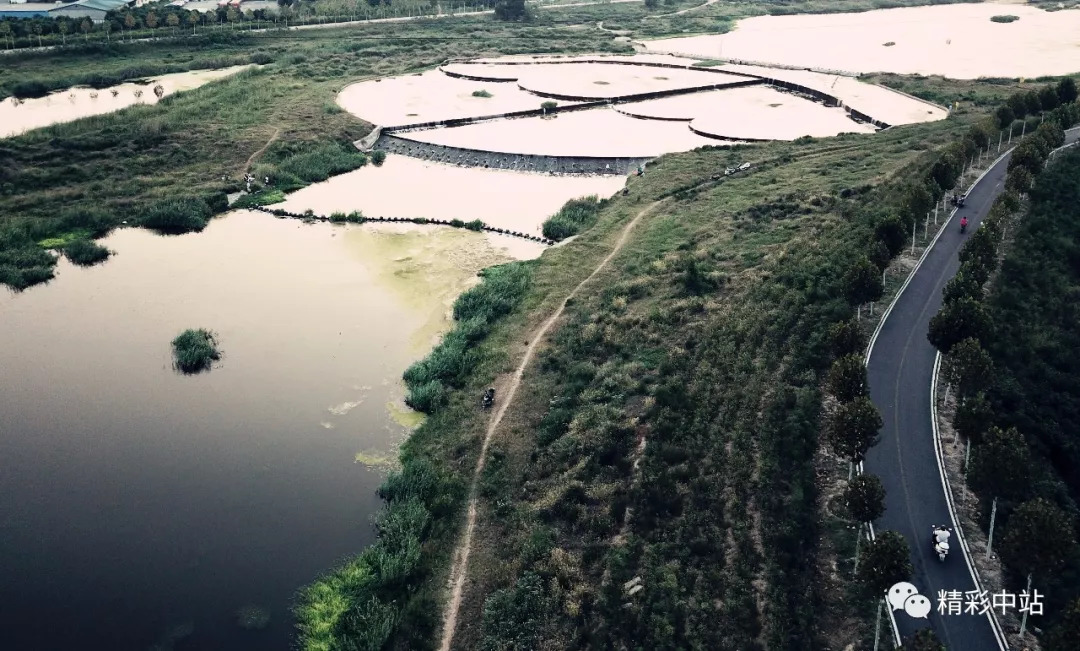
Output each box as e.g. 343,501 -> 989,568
888,582 -> 931,619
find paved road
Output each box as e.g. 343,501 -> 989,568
865,127 -> 1080,649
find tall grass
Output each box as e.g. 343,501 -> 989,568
62,239 -> 110,266
255,142 -> 368,192
171,328 -> 220,373
403,261 -> 534,413
141,198 -> 213,235
541,195 -> 603,241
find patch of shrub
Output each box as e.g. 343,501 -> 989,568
472,89 -> 493,98
990,15 -> 1019,23
0,245 -> 56,290
171,328 -> 221,374
371,150 -> 387,166
141,198 -> 212,235
542,196 -> 602,241
62,239 -> 110,266
232,189 -> 286,209
403,262 -> 533,413
465,219 -> 485,232
273,143 -> 368,186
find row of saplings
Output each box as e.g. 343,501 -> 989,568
926,111 -> 1080,650
815,80 -> 1080,650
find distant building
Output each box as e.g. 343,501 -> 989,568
50,0 -> 133,22
0,2 -> 61,18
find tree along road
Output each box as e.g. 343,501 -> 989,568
864,126 -> 1080,650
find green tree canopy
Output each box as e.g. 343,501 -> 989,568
900,628 -> 945,651
1057,77 -> 1078,104
857,531 -> 913,596
844,474 -> 886,523
942,267 -> 984,304
953,392 -> 993,443
942,337 -> 994,399
828,319 -> 865,358
843,256 -> 884,307
874,214 -> 906,257
1044,597 -> 1080,651
1001,498 -> 1077,579
1005,165 -> 1035,196
827,354 -> 868,402
967,426 -> 1032,501
928,297 -> 992,353
1039,85 -> 1061,112
824,396 -> 883,463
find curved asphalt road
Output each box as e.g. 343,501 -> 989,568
864,127 -> 1080,650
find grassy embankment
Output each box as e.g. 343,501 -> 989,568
294,68 -> 1049,647
0,17 -> 632,289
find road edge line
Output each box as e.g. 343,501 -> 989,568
930,353 -> 1010,650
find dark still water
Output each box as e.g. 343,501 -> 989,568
0,211 -> 513,650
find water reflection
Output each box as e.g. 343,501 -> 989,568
0,210 -> 531,650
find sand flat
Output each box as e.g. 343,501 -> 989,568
643,4 -> 1080,79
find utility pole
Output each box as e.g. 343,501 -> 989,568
986,496 -> 999,559
925,213 -> 929,239
1007,124 -> 1013,146
873,599 -> 883,651
1019,572 -> 1033,637
998,130 -> 1003,153
1021,120 -> 1027,138
911,219 -> 917,255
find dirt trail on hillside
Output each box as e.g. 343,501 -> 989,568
437,199 -> 664,651
243,127 -> 281,174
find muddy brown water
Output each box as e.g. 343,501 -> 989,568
0,210 -> 533,650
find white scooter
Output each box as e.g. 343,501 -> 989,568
932,525 -> 952,562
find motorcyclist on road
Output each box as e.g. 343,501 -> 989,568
932,526 -> 952,558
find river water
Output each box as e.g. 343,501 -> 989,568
0,210 -> 534,650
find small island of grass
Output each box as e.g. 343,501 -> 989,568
990,15 -> 1019,23
883,41 -> 896,47
171,328 -> 221,374
62,238 -> 111,266
471,89 -> 493,98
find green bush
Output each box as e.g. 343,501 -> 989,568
541,196 -> 602,241
171,328 -> 221,374
371,150 -> 387,167
990,15 -> 1019,23
465,219 -> 485,232
402,262 -> 533,414
274,143 -> 368,185
141,198 -> 212,235
472,89 -> 493,98
231,189 -> 286,209
62,239 -> 110,266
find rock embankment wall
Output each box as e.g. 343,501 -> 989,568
375,133 -> 652,176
